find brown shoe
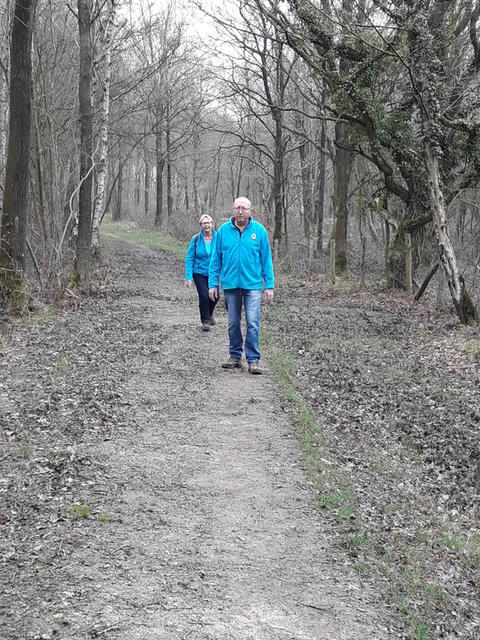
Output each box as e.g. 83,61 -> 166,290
222,357 -> 242,369
248,361 -> 262,375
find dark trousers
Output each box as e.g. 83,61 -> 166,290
193,273 -> 217,323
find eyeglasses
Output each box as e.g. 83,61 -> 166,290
234,206 -> 250,211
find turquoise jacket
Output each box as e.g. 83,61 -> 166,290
208,217 -> 274,291
185,229 -> 216,280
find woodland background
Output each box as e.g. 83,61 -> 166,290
2,2 -> 480,638
0,0 -> 480,321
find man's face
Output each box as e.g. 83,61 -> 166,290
233,199 -> 251,226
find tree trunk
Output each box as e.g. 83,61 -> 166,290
313,120 -> 327,256
155,163 -> 164,226
332,119 -> 352,276
166,101 -> 172,222
184,160 -> 189,213
0,0 -> 38,302
235,149 -> 244,198
409,10 -> 477,323
0,49 -> 9,214
272,119 -> 284,243
144,152 -> 150,219
192,132 -> 200,214
113,159 -> 123,221
298,138 -> 313,241
425,143 -> 477,323
212,154 -> 221,215
91,0 -> 116,252
74,0 -> 93,283
32,104 -> 48,251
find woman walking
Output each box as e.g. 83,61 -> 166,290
185,214 -> 218,331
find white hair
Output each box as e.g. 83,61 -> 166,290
233,197 -> 252,209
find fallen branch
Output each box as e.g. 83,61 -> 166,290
414,262 -> 440,301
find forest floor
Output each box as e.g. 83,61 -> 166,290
1,230 -> 479,640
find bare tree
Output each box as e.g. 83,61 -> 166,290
0,0 -> 38,303
255,0 -> 479,322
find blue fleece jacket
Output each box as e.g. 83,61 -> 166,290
185,229 -> 216,280
208,217 -> 274,291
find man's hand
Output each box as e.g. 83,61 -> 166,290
185,280 -> 192,288
209,287 -> 219,302
264,289 -> 274,303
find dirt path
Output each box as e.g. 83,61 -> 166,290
1,238 -> 402,639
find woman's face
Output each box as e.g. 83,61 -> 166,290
201,219 -> 213,232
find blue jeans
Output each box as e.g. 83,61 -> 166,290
223,289 -> 261,363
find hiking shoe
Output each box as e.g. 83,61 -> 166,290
202,322 -> 211,331
248,361 -> 262,375
222,357 -> 242,369
209,316 -> 216,326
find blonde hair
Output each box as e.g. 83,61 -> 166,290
199,214 -> 213,224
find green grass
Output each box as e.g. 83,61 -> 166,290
462,339 -> 479,359
410,617 -> 435,640
101,220 -> 188,261
21,306 -> 60,326
71,504 -> 90,520
262,328 -> 359,538
98,512 -> 114,523
56,354 -> 68,375
346,532 -> 369,555
438,530 -> 480,568
17,445 -> 34,459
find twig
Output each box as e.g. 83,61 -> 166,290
299,601 -> 335,613
65,287 -> 80,299
26,239 -> 43,291
89,619 -> 129,637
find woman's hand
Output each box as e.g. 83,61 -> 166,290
185,280 -> 192,288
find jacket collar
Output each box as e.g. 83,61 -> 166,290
230,215 -> 252,229
201,228 -> 216,239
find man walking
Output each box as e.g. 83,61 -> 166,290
208,197 -> 274,374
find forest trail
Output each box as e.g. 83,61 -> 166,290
0,237 -> 403,639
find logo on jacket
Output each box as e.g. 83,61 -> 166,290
251,233 -> 256,240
